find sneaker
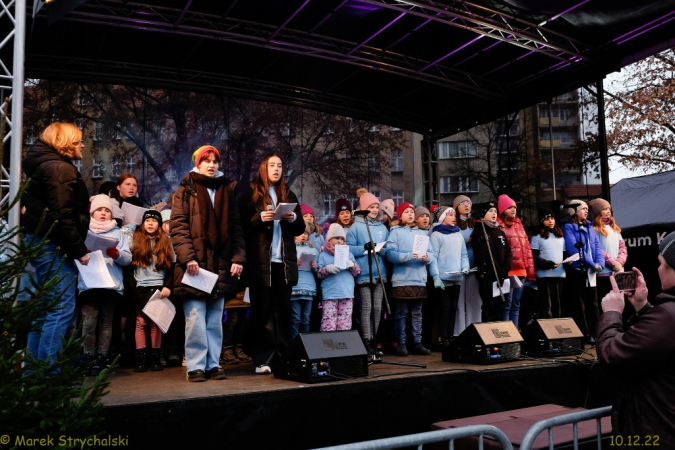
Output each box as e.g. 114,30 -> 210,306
186,369 -> 206,382
255,364 -> 272,375
206,367 -> 227,380
220,348 -> 239,365
235,347 -> 252,363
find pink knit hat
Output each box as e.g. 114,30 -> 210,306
380,199 -> 395,219
300,203 -> 315,217
358,191 -> 380,210
497,194 -> 517,215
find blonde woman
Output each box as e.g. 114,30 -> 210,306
22,122 -> 91,364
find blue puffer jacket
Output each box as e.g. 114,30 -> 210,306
563,220 -> 605,270
347,216 -> 389,284
429,230 -> 469,282
386,225 -> 435,287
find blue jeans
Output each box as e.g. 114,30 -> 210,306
290,299 -> 312,341
24,235 -> 78,364
395,299 -> 423,344
502,277 -> 525,327
183,297 -> 225,372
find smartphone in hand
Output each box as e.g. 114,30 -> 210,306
614,272 -> 637,292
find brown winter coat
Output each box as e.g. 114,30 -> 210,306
597,289 -> 675,447
170,173 -> 245,300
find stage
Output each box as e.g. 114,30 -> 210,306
101,346 -> 614,449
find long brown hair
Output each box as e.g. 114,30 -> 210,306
250,153 -> 289,209
132,224 -> 174,271
111,173 -> 138,205
592,213 -> 621,236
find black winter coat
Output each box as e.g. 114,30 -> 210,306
238,185 -> 305,287
21,140 -> 90,260
597,289 -> 675,447
170,174 -> 245,300
471,220 -> 512,283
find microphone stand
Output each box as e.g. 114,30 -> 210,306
572,214 -> 592,341
358,212 -> 425,368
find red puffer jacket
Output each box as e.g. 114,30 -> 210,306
497,216 -> 535,280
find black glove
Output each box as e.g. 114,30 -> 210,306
364,242 -> 374,251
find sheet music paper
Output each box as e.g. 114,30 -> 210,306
412,235 -> 429,257
298,251 -> 316,271
562,253 -> 580,264
334,244 -> 350,269
588,269 -> 597,287
121,202 -> 148,226
510,275 -> 523,288
243,287 -> 251,304
363,241 -> 388,255
84,231 -> 119,254
181,267 -> 219,294
493,278 -> 511,297
142,289 -> 176,334
75,250 -> 115,289
272,203 -> 297,220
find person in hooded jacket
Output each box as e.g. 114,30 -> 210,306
597,231 -> 675,448
171,146 -> 245,382
21,122 -> 91,365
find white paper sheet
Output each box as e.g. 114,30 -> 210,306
510,275 -> 523,288
243,287 -> 251,304
84,231 -> 119,254
121,202 -> 148,226
412,235 -> 429,257
362,241 -> 388,255
298,251 -> 317,271
492,278 -> 511,297
181,267 -> 218,294
334,244 -> 350,269
75,250 -> 115,289
142,290 -> 176,334
562,253 -> 580,264
272,203 -> 297,220
588,269 -> 597,287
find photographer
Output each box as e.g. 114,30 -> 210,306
597,231 -> 675,447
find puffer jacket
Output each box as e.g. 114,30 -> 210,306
238,185 -> 305,287
170,173 -> 245,300
562,219 -> 605,271
21,139 -> 90,259
497,216 -> 535,279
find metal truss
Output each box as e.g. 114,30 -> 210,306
0,0 -> 25,232
25,55 -> 431,133
43,0 -> 507,99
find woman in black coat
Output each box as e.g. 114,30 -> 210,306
239,153 -> 305,374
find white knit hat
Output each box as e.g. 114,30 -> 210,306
567,199 -> 588,216
89,194 -> 113,214
326,223 -> 347,241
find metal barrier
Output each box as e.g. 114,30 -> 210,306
519,406 -> 612,450
312,424 -> 514,450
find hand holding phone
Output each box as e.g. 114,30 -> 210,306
614,272 -> 637,292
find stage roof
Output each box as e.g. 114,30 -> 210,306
21,0 -> 675,139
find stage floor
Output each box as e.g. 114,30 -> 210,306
102,346 -> 599,407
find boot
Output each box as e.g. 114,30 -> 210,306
134,348 -> 148,373
220,347 -> 239,365
89,354 -> 107,376
150,348 -> 164,371
413,343 -> 431,355
397,343 -> 408,356
235,346 -> 252,363
363,338 -> 374,358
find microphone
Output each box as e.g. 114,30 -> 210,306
352,210 -> 370,217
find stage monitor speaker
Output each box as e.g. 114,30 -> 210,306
275,330 -> 368,383
443,321 -> 523,364
522,318 -> 585,356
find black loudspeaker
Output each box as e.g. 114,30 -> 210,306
522,318 -> 585,356
443,321 -> 524,364
275,331 -> 369,383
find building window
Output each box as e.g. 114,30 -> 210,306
77,93 -> 91,106
93,122 -> 104,141
24,126 -> 36,145
541,131 -> 574,145
281,123 -> 294,137
392,190 -> 404,211
440,176 -> 478,194
75,119 -> 85,130
126,155 -> 135,173
111,156 -> 121,177
390,126 -> 402,132
438,141 -> 478,159
91,157 -> 104,179
391,150 -> 403,172
73,160 -> 82,172
368,124 -> 380,133
368,154 -> 380,174
497,139 -> 520,152
112,121 -> 122,140
323,193 -> 335,218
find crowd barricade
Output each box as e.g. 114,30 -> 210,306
519,406 -> 612,450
